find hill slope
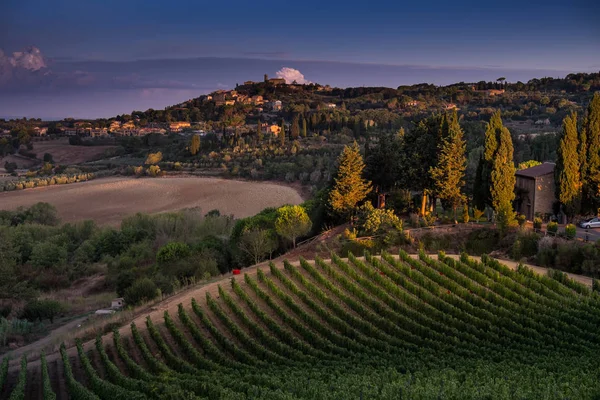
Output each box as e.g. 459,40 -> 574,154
2,251 -> 600,399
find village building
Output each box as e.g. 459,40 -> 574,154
514,162 -> 556,221
169,122 -> 191,132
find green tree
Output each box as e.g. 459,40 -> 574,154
478,111 -> 503,208
302,117 -> 307,138
555,112 -> 581,220
517,160 -> 542,170
145,151 -> 163,165
329,142 -> 372,219
238,228 -> 277,264
275,205 -> 312,248
280,119 -> 286,146
472,155 -> 486,211
429,112 -> 466,221
582,93 -> 600,213
190,135 -> 200,155
257,119 -> 263,142
291,115 -> 300,139
491,124 -> 516,232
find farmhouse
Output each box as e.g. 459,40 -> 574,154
514,162 -> 556,221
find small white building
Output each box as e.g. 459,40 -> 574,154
111,298 -> 125,309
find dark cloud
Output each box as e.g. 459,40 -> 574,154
243,51 -> 290,58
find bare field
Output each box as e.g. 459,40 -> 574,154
0,176 -> 304,225
33,137 -> 116,164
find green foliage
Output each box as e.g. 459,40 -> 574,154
7,356 -> 27,400
462,206 -> 470,223
329,142 -> 372,219
4,161 -> 17,173
156,242 -> 191,264
581,93 -> 600,213
30,241 -> 68,268
124,278 -> 160,306
275,205 -> 312,248
555,112 -> 581,218
547,221 -> 558,234
533,217 -> 543,230
517,160 -> 542,170
189,134 -> 200,155
564,223 -> 577,239
144,151 -> 163,165
473,207 -> 485,223
238,228 -> 277,264
20,299 -> 64,323
465,228 -> 499,255
41,352 -> 57,400
356,202 -> 402,235
429,112 -> 466,213
516,214 -> 526,227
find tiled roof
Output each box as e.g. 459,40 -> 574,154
515,162 -> 555,178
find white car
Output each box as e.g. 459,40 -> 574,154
580,217 -> 600,229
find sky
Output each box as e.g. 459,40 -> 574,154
1,0 -> 599,119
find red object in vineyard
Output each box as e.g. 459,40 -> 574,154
379,271 -> 385,276
233,269 -> 241,275
447,290 -> 451,294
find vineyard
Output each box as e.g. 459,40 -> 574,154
1,251 -> 600,399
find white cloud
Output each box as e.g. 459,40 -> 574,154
275,67 -> 310,84
1,46 -> 46,71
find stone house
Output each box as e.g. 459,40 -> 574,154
514,162 -> 556,221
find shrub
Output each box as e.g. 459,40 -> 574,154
517,214 -> 526,228
473,208 -> 485,223
20,299 -> 64,323
465,228 -> 499,255
156,242 -> 191,264
356,202 -> 402,235
510,232 -> 539,260
4,162 -> 17,173
29,242 -> 68,269
564,224 -> 577,240
43,153 -> 53,163
547,221 -> 558,234
533,217 -> 543,230
124,278 -> 160,306
593,279 -> 600,293
462,206 -> 469,224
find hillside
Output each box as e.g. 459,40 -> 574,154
1,251 -> 599,399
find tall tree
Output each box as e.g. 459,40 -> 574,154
256,118 -> 263,142
275,205 -> 312,248
189,134 -> 200,155
472,155 -> 486,211
479,111 -> 503,208
302,117 -> 307,138
490,125 -> 516,232
291,115 -> 300,139
555,112 -> 581,220
329,142 -> 372,220
280,119 -> 286,146
402,116 -> 442,215
429,112 -> 466,221
582,93 -> 600,213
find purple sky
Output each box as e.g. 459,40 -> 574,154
1,0 -> 598,119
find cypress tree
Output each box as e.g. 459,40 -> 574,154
280,119 -> 286,146
189,134 -> 200,155
329,142 -> 372,220
491,125 -> 516,232
291,115 -> 300,139
256,118 -> 263,142
302,117 -> 307,138
582,93 -> 600,213
555,112 -> 581,219
481,111 -> 502,207
429,112 -> 466,221
472,154 -> 486,211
